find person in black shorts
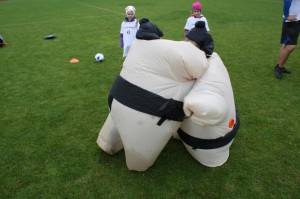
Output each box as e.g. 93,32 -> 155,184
274,0 -> 300,79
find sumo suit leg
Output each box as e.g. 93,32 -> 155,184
96,113 -> 124,155
111,100 -> 181,171
179,119 -> 233,167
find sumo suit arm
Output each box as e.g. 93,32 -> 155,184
183,90 -> 229,126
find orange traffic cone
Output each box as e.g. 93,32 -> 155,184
70,58 -> 79,63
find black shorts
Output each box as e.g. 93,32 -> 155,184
281,21 -> 300,45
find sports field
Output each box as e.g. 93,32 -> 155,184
1,0 -> 300,198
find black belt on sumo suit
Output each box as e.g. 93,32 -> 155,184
178,110 -> 240,149
108,75 -> 239,149
108,75 -> 185,126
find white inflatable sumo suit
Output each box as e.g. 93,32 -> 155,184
177,52 -> 240,167
97,19 -> 209,171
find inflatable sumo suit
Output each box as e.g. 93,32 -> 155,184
177,52 -> 240,167
96,18 -> 209,171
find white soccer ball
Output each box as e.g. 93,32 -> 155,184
95,53 -> 104,62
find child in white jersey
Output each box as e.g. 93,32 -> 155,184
120,6 -> 139,57
184,1 -> 210,36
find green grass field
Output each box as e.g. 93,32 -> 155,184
1,0 -> 300,198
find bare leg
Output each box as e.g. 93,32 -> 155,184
278,44 -> 296,67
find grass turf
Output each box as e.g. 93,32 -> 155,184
1,0 -> 300,198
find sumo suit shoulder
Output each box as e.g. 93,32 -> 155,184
97,39 -> 209,171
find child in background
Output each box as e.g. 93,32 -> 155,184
120,5 -> 139,57
184,1 -> 210,36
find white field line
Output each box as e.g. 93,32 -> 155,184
1,1 -> 123,27
74,1 -> 123,15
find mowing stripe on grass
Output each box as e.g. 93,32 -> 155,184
74,1 -> 123,15
1,14 -> 121,27
1,1 -> 122,28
